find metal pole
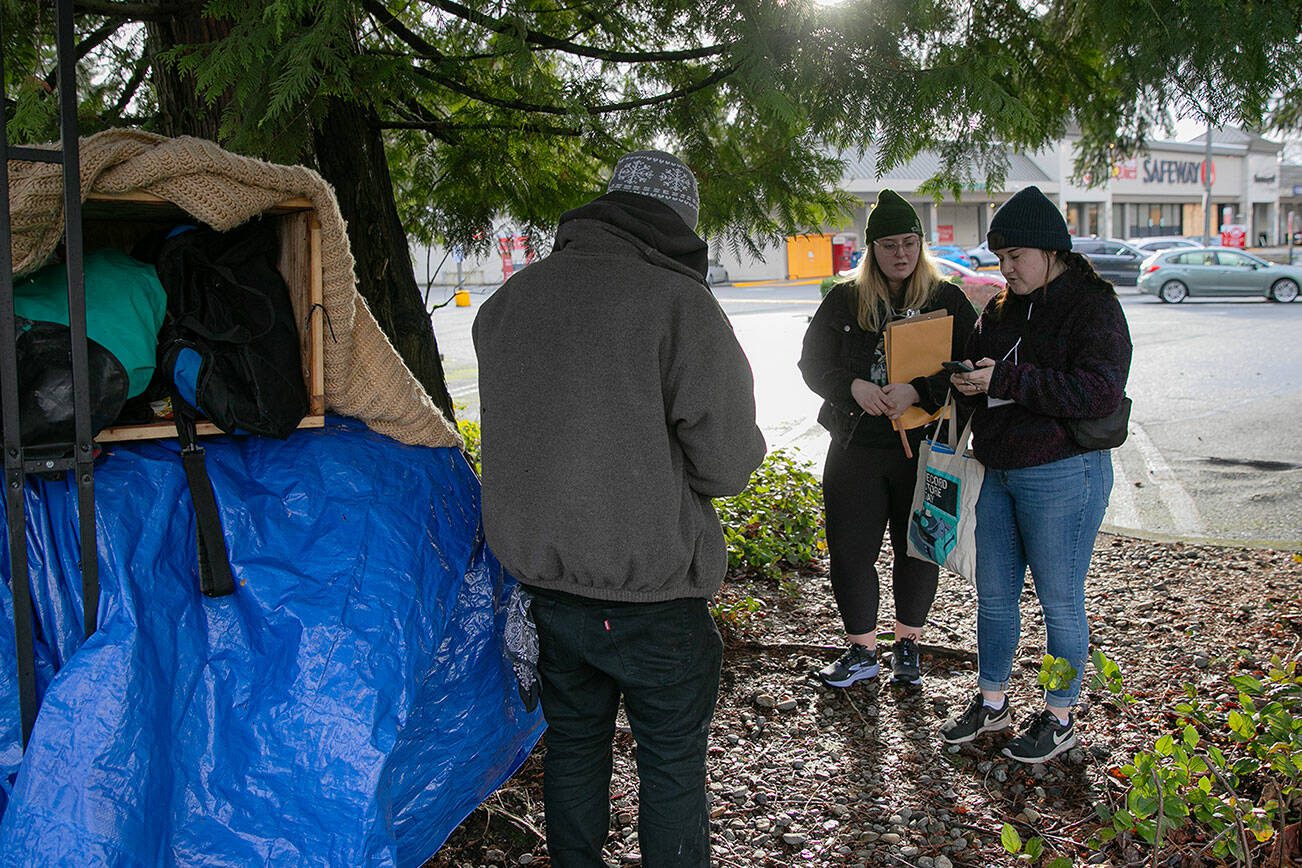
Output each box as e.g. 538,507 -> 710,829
1202,124 -> 1214,246
54,0 -> 98,638
0,7 -> 41,749
1289,211 -> 1296,264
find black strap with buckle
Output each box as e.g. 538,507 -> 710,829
171,387 -> 235,597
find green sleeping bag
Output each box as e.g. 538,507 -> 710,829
15,249 -> 167,398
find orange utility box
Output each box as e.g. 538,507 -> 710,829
786,234 -> 834,279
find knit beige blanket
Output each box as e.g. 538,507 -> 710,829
8,129 -> 459,448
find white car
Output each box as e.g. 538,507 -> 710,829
965,241 -> 998,268
1127,236 -> 1201,254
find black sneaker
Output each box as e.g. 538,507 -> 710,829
891,637 -> 923,685
1002,710 -> 1076,764
939,691 -> 1013,744
816,644 -> 879,688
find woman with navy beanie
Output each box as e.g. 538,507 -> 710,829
940,186 -> 1132,763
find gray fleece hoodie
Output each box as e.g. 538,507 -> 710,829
472,194 -> 766,603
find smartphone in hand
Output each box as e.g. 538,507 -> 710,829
942,360 -> 974,373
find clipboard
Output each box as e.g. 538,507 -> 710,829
884,311 -> 953,457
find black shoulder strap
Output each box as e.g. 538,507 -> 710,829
171,388 -> 236,597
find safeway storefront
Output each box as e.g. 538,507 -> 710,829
716,129 -> 1282,281
1052,130 -> 1280,245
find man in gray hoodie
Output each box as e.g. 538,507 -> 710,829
474,150 -> 766,867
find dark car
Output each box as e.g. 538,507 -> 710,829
1070,237 -> 1145,286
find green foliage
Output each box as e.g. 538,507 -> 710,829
1000,822 -> 1023,854
1000,822 -> 1072,865
1090,653 -> 1302,863
709,594 -> 765,629
1090,648 -> 1133,705
1037,655 -> 1078,693
457,418 -> 481,477
714,448 -> 824,579
7,1 -> 1301,253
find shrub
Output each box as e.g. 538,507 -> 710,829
457,418 -> 481,476
714,448 -> 825,578
1089,650 -> 1301,864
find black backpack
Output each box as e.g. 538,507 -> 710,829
154,219 -> 309,596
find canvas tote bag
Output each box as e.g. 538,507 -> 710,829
907,398 -> 984,583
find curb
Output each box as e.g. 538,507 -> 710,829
730,278 -> 823,288
1100,523 -> 1302,553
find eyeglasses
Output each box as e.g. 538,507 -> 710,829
873,237 -> 921,255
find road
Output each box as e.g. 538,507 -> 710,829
433,281 -> 1302,548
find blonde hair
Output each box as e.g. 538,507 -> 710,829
852,243 -> 943,332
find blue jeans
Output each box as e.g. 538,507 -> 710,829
974,451 -> 1112,706
529,591 -> 722,868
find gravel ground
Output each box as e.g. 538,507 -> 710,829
427,534 -> 1301,867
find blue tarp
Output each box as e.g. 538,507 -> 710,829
0,417 -> 544,865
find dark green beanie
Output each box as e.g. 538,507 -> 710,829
987,185 -> 1071,251
865,189 -> 923,242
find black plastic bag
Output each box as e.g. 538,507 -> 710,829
1,317 -> 128,447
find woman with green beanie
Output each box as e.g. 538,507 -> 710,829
799,190 -> 977,689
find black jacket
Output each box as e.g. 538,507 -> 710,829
799,279 -> 978,449
960,270 -> 1132,469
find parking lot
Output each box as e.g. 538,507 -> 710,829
435,279 -> 1302,547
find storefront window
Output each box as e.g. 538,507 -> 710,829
1066,202 -> 1100,236
1130,203 -> 1183,238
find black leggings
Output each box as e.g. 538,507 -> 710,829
822,439 -> 940,636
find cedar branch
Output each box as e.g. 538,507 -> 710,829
69,0 -> 207,20
379,119 -> 583,136
420,0 -> 732,63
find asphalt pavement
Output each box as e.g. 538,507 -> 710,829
433,279 -> 1302,548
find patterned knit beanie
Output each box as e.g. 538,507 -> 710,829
865,189 -> 923,242
607,150 -> 699,230
987,186 -> 1071,251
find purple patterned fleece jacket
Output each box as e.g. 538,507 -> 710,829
961,270 -> 1132,469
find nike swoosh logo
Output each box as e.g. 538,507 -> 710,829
1053,729 -> 1072,745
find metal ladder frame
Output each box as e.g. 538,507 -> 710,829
0,0 -> 98,750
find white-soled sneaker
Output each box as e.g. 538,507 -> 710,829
816,644 -> 879,688
1001,710 -> 1076,764
940,691 -> 1012,744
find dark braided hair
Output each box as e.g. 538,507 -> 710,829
987,249 -> 1115,320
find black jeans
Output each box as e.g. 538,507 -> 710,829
528,590 -> 723,868
823,439 -> 940,635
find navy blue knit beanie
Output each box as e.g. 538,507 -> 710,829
987,186 -> 1071,251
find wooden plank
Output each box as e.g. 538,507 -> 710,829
84,190 -> 314,212
309,214 -> 325,415
97,415 -> 325,444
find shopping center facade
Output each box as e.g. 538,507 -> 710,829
412,128 -> 1292,286
715,127 -> 1287,282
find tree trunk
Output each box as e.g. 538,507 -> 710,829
311,98 -> 454,420
145,15 -> 228,140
